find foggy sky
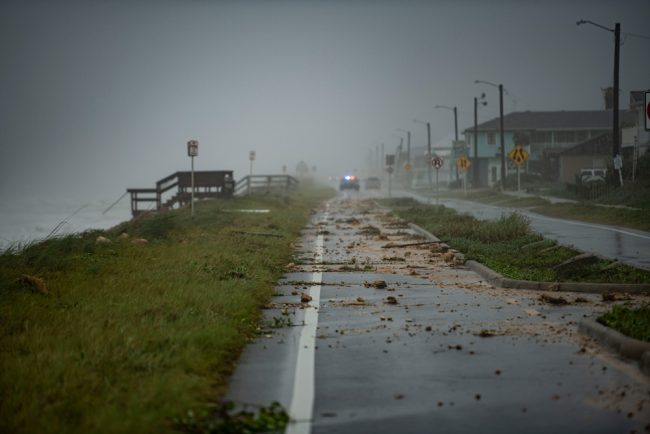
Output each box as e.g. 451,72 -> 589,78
1,0 -> 649,202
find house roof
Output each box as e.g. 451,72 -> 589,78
629,91 -> 645,108
560,133 -> 612,156
463,110 -> 634,133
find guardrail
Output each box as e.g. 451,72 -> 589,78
234,175 -> 299,196
127,170 -> 235,217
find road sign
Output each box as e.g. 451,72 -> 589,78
645,91 -> 650,131
431,156 -> 444,169
455,155 -> 471,171
249,150 -> 256,161
508,145 -> 529,165
385,154 -> 395,166
404,162 -> 413,172
187,140 -> 198,157
614,154 -> 623,170
386,166 -> 394,174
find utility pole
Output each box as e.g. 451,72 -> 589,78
474,97 -> 478,187
577,19 -> 623,187
499,83 -> 506,191
427,122 -> 432,188
407,130 -> 411,164
613,22 -> 622,187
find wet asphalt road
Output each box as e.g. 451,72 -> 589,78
397,189 -> 650,271
226,195 -> 650,433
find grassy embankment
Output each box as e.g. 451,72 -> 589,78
380,197 -> 650,284
432,189 -> 650,232
598,304 -> 650,343
0,187 -> 333,433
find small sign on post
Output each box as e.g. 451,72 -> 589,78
508,145 -> 529,192
645,91 -> 650,131
431,156 -> 444,204
187,140 -> 199,217
385,154 -> 395,198
249,150 -> 256,177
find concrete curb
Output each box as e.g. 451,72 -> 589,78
578,319 -> 650,377
407,220 -> 650,295
407,223 -> 440,243
465,260 -> 650,295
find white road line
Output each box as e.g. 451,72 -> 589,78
285,216 -> 326,434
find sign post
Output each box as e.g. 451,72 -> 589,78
645,91 -> 650,131
187,140 -> 199,218
455,155 -> 471,197
507,145 -> 529,192
386,154 -> 395,198
249,150 -> 256,176
432,156 -> 444,205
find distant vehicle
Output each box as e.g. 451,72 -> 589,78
579,168 -> 607,185
365,177 -> 381,190
340,175 -> 360,191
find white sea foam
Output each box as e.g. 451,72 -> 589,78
0,195 -> 132,250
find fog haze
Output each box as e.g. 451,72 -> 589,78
1,0 -> 649,203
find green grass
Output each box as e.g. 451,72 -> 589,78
0,187 -> 334,434
380,197 -> 650,284
598,304 -> 650,342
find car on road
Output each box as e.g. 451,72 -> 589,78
339,175 -> 360,191
365,177 -> 381,190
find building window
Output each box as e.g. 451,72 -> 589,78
575,131 -> 588,142
531,131 -> 552,144
555,131 -> 576,143
487,132 -> 496,145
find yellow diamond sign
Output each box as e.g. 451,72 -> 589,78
456,155 -> 471,171
508,145 -> 529,165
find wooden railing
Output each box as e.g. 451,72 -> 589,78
127,170 -> 235,217
234,175 -> 299,196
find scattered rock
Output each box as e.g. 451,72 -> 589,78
385,296 -> 398,305
539,293 -> 569,305
477,330 -> 496,338
365,280 -> 387,289
131,238 -> 149,246
95,235 -> 111,244
118,233 -> 129,239
301,293 -> 313,303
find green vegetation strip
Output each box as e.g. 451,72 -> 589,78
598,304 -> 650,343
380,197 -> 650,284
0,187 -> 333,434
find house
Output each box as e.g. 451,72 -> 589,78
557,133 -> 611,184
622,91 -> 650,159
462,110 -> 634,187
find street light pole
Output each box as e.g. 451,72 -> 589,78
435,105 -> 459,180
473,93 -> 487,188
475,80 -> 506,191
577,19 -> 623,187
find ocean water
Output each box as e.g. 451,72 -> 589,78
0,195 -> 133,251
